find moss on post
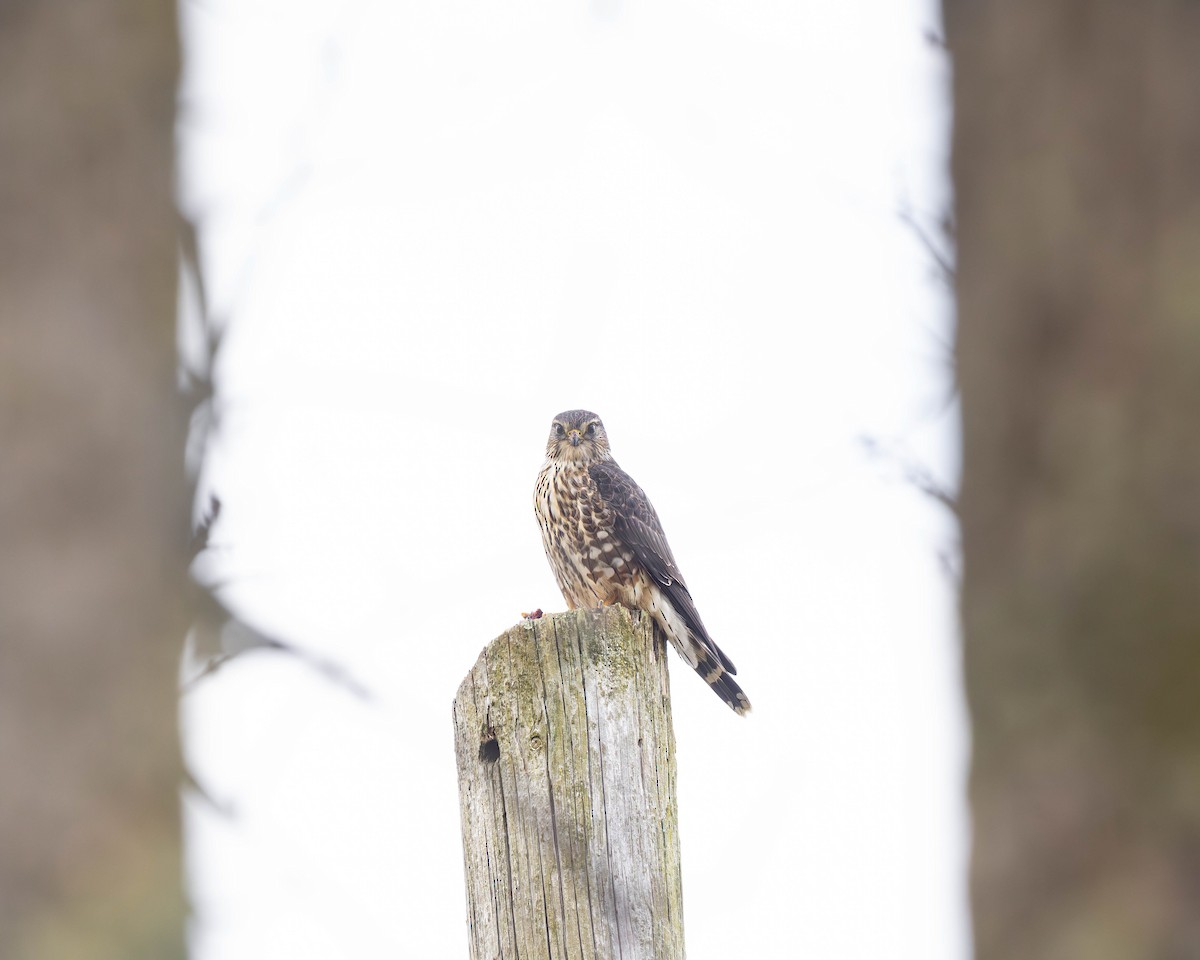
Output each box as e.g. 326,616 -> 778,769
452,606 -> 684,960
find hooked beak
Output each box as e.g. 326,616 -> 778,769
568,430 -> 582,446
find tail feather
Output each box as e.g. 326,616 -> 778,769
665,581 -> 737,675
648,584 -> 751,715
694,646 -> 752,716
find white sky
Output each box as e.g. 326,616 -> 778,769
176,1 -> 965,958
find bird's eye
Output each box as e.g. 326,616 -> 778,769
586,423 -> 597,437
554,424 -> 565,437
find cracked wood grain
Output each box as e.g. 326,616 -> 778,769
452,606 -> 685,960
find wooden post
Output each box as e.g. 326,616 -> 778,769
452,605 -> 685,960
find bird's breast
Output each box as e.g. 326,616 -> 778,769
535,460 -> 638,606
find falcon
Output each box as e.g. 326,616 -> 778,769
534,410 -> 750,715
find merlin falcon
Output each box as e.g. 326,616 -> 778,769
534,410 -> 750,715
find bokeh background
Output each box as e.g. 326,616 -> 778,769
0,3 -> 185,958
4,2 -> 1198,959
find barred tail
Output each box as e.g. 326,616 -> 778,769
649,584 -> 752,716
694,647 -> 751,716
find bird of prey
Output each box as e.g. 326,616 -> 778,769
534,410 -> 750,715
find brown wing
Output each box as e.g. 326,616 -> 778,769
588,459 -> 737,675
587,460 -> 685,587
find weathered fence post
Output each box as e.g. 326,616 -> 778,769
452,605 -> 685,960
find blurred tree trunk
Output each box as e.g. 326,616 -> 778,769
947,2 -> 1200,958
0,3 -> 185,959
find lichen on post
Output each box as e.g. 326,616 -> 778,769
452,605 -> 684,960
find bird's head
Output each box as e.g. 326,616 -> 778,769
545,410 -> 611,463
